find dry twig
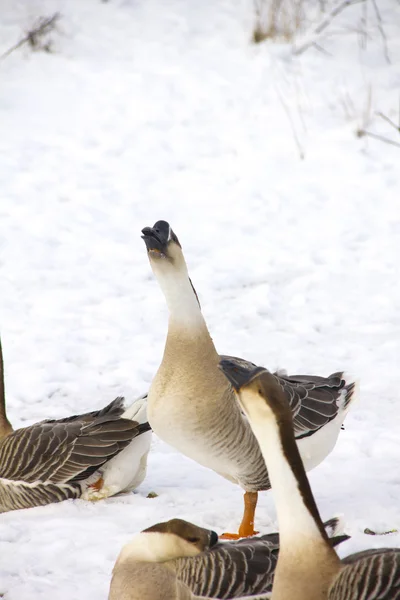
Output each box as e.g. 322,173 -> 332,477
0,13 -> 60,60
357,100 -> 400,149
377,111 -> 400,133
275,85 -> 305,159
356,130 -> 400,148
370,0 -> 390,63
292,0 -> 365,55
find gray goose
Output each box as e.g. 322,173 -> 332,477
109,517 -> 349,600
0,336 -> 151,512
220,359 -> 400,600
140,220 -> 357,538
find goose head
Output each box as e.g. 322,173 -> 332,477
117,518 -> 219,564
141,221 -> 201,319
141,220 -> 186,272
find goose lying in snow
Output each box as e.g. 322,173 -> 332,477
219,359 -> 400,600
141,220 -> 357,538
0,337 -> 152,512
109,517 -> 349,600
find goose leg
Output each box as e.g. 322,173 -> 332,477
89,476 -> 104,492
81,476 -> 105,500
220,491 -> 259,539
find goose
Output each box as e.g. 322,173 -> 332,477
0,335 -> 152,512
109,516 -> 349,600
219,358 -> 400,600
140,220 -> 357,538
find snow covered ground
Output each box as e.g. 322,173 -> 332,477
0,0 -> 399,598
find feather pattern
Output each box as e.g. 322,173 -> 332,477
0,397 -> 151,513
220,355 -> 355,439
330,548 -> 400,599
174,519 -> 349,599
174,532 -> 279,598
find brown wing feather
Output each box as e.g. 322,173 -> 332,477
0,398 -> 148,486
219,355 -> 355,438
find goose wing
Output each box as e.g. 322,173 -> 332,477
219,355 -> 355,438
175,519 -> 348,599
175,533 -> 279,598
272,371 -> 355,438
0,397 -> 146,486
331,549 -> 400,599
38,395 -> 126,426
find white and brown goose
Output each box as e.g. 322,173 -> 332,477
109,516 -> 348,600
0,336 -> 152,512
141,220 -> 357,538
219,359 -> 400,600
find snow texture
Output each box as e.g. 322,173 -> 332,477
0,0 -> 399,598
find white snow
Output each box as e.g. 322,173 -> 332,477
0,0 -> 399,598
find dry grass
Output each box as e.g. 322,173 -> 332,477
252,0 -> 307,43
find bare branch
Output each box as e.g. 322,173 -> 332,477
356,129 -> 400,148
370,0 -> 390,63
292,0 -> 365,55
275,86 -> 305,159
0,13 -> 60,60
359,0 -> 368,51
376,112 -> 400,133
312,42 -> 332,55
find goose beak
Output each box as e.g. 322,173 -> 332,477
209,530 -> 219,547
141,220 -> 171,256
219,359 -> 266,391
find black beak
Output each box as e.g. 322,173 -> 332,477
141,220 -> 171,254
219,359 -> 266,391
209,530 -> 219,547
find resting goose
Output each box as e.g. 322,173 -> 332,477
0,336 -> 152,512
109,517 -> 349,600
141,220 -> 357,538
219,359 -> 400,600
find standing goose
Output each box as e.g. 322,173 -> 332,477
109,517 -> 349,600
0,336 -> 152,512
219,359 -> 400,600
141,220 -> 357,538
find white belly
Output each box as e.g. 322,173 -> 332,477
100,430 -> 152,494
297,413 -> 344,472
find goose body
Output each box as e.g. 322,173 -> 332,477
0,396 -> 151,512
141,220 -> 357,537
0,338 -> 152,512
82,393 -> 152,501
109,517 -> 349,600
219,359 -> 400,600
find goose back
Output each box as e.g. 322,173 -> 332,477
329,549 -> 400,600
174,532 -> 280,598
0,397 -> 147,512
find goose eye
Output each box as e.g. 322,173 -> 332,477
187,536 -> 200,544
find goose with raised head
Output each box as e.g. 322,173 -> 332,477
109,517 -> 349,600
219,358 -> 400,600
141,220 -> 357,539
0,335 -> 152,512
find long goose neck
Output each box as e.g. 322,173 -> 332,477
0,337 -> 12,439
255,416 -> 329,544
247,407 -> 341,600
155,257 -> 205,327
153,258 -> 217,356
163,271 -> 219,365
